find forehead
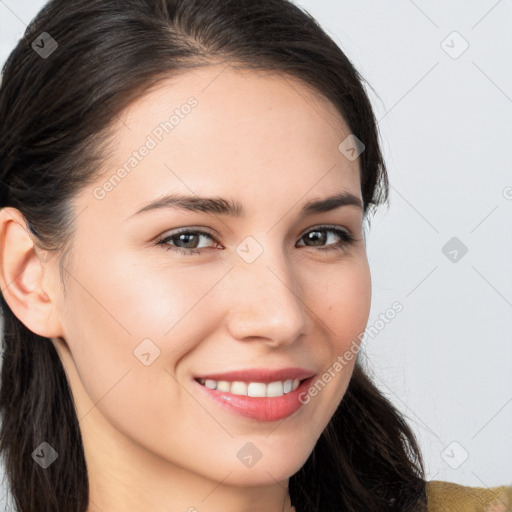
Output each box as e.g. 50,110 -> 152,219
118,64 -> 348,133
78,65 -> 361,221
111,65 -> 354,162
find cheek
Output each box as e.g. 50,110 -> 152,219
293,258 -> 371,429
313,256 -> 371,346
57,255 -> 227,437
62,255 -> 231,373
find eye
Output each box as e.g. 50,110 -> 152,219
297,225 -> 355,252
155,229 -> 218,256
155,225 -> 356,256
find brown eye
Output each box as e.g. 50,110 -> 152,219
156,229 -> 218,255
155,225 -> 355,256
297,226 -> 355,252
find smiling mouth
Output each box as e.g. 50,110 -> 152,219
194,377 -> 309,398
192,375 -> 316,421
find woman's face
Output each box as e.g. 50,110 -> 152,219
49,65 -> 371,502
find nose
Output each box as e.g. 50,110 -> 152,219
224,247 -> 311,347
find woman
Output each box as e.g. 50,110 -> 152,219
0,1 -> 509,511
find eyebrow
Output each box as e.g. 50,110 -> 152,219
127,191 -> 363,220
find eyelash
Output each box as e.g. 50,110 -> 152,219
155,225 -> 356,256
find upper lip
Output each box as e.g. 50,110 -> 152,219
194,367 -> 316,384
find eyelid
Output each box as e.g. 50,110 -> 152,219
155,224 -> 352,244
158,222 -> 353,236
154,223 -> 357,256
155,226 -> 218,244
297,223 -> 350,238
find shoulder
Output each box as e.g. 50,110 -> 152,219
426,479 -> 512,512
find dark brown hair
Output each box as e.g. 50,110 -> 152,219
0,1 -> 427,511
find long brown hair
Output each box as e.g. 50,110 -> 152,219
0,1 -> 427,511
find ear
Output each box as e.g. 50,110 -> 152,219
0,207 -> 64,339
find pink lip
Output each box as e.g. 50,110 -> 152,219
193,367 -> 316,384
194,375 -> 316,422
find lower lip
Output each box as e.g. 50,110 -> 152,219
193,376 -> 315,422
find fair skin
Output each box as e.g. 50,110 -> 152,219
0,65 -> 371,512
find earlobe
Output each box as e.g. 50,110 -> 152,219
0,207 -> 64,339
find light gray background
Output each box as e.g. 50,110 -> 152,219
1,0 -> 511,508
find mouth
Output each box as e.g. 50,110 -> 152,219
192,375 -> 317,422
194,376 -> 311,398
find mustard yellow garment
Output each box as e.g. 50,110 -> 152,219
426,480 -> 512,512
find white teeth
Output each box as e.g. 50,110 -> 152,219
216,380 -> 230,392
247,382 -> 268,397
264,381 -> 283,398
205,379 -> 217,389
230,381 -> 248,395
197,378 -> 302,397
